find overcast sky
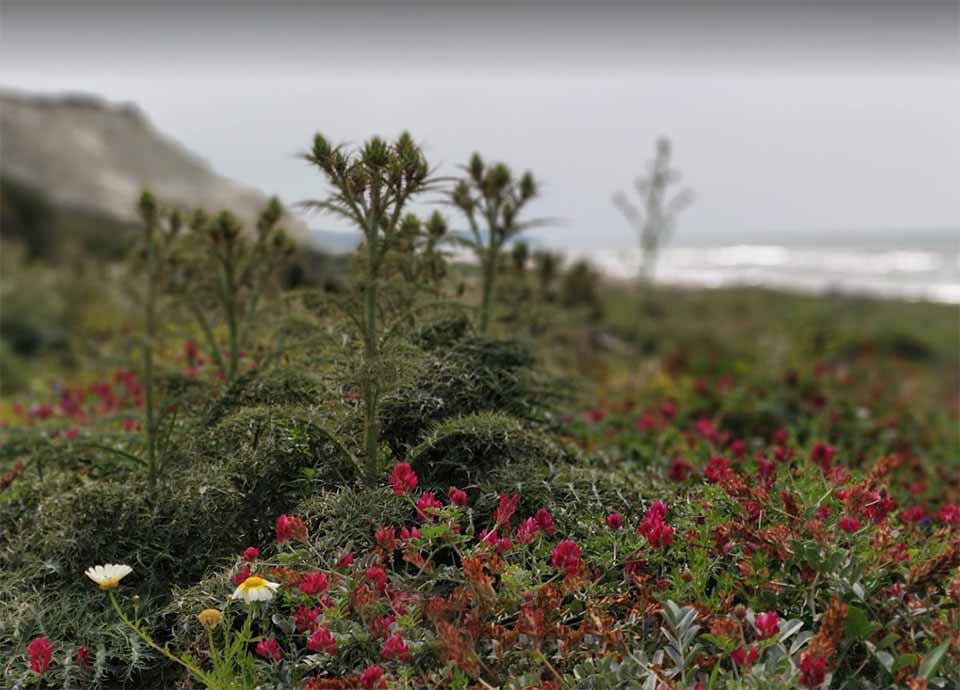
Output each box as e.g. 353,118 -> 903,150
2,1 -> 958,249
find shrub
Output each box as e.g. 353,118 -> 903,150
409,412 -> 576,486
379,336 -> 562,455
203,367 -> 325,425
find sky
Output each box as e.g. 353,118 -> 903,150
2,1 -> 958,250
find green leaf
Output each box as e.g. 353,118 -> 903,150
892,653 -> 919,672
844,605 -> 881,641
917,640 -> 950,680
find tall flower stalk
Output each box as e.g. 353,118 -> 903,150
450,154 -> 541,334
301,132 -> 437,482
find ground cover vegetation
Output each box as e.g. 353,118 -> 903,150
0,132 -> 958,690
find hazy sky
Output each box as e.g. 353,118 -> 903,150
2,1 -> 958,249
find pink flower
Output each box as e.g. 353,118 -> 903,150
306,627 -> 336,654
494,493 -> 519,526
550,539 -> 581,576
639,501 -> 673,548
255,637 -> 281,662
810,442 -> 836,473
275,514 -> 308,544
515,517 -> 539,544
27,637 -> 51,675
388,462 -> 418,495
668,458 -> 694,481
448,487 -> 468,506
64,426 -> 79,440
241,546 -> 259,562
360,665 -> 386,690
231,565 -> 252,586
365,566 -> 387,591
800,654 -> 826,689
337,552 -> 354,567
293,605 -> 322,632
754,611 -> 779,639
416,491 -> 442,519
899,505 -> 927,522
534,508 -> 555,536
606,512 -> 624,530
731,644 -> 758,667
704,456 -> 731,483
74,644 -> 90,668
380,633 -> 409,661
299,571 -> 328,595
936,504 -> 960,527
375,525 -> 397,551
838,516 -> 860,533
398,526 -> 420,542
494,535 -> 513,553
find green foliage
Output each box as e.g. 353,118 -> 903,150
409,411 -> 575,486
204,367 -> 325,426
379,335 -> 562,455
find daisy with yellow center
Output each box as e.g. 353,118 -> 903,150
85,563 -> 133,590
231,575 -> 280,603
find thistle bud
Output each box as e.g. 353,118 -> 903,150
312,133 -> 332,163
452,181 -> 473,211
362,136 -> 389,169
258,197 -> 283,234
137,190 -> 158,226
400,213 -> 421,236
520,172 -> 536,200
468,153 -> 484,183
425,211 -> 447,238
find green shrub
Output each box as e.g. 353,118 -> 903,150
379,336 -> 562,454
409,411 -> 576,486
203,367 -> 325,425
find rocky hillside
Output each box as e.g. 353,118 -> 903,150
0,89 -> 306,237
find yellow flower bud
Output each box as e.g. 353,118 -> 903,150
197,608 -> 223,627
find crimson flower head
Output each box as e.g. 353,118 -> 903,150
731,644 -> 759,667
534,507 -> 555,536
704,456 -> 731,483
299,571 -> 328,596
810,442 -> 836,473
75,644 -> 90,668
668,458 -> 693,482
241,546 -> 259,562
380,633 -> 409,661
937,504 -> 960,527
800,653 -> 826,689
231,565 -> 252,586
27,636 -> 52,675
606,512 -> 624,530
388,462 -> 418,495
448,487 -> 468,507
495,493 -> 519,526
360,665 -> 386,690
550,539 -> 581,576
293,605 -> 322,632
337,551 -> 354,567
754,611 -> 780,639
307,627 -> 336,654
255,637 -> 281,663
275,514 -> 308,544
365,566 -> 387,591
416,491 -> 442,519
375,525 -> 397,551
515,517 -> 539,544
838,516 -> 861,533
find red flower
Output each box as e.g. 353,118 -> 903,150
800,654 -> 826,689
415,491 -> 442,519
606,512 -> 624,530
494,535 -> 513,553
398,526 -> 420,541
810,442 -> 836,474
375,525 -> 397,551
495,493 -> 519,526
275,514 -> 308,544
75,644 -> 90,668
299,571 -> 328,595
754,611 -> 779,639
359,665 -> 386,690
388,462 -> 418,495
365,566 -> 387,591
729,438 -> 747,459
838,516 -> 860,533
668,458 -> 694,481
639,501 -> 673,548
534,508 -> 555,536
369,614 -> 394,639
731,644 -> 758,667
306,627 -> 336,654
772,427 -> 789,445
255,637 -> 281,662
515,517 -> 539,544
64,426 -> 79,440
337,552 -> 354,567
27,636 -> 51,675
936,504 -> 960,527
550,539 -> 581,576
241,546 -> 259,562
704,456 -> 731,483
293,605 -> 322,632
448,487 -> 468,506
899,505 -> 927,522
231,565 -> 252,586
380,633 -> 409,661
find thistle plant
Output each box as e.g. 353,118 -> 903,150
450,154 -> 541,333
168,199 -> 294,384
613,137 -> 693,284
301,131 -> 438,482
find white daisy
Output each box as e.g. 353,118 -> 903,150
85,563 -> 133,590
231,575 -> 280,603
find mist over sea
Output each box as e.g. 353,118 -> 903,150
573,232 -> 960,304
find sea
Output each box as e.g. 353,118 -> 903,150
572,235 -> 960,305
